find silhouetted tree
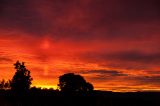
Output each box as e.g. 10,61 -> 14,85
10,61 -> 33,91
58,73 -> 94,92
85,82 -> 94,91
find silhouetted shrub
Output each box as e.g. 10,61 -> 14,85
0,79 -> 11,90
10,61 -> 33,92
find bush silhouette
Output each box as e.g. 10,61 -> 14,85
58,73 -> 94,92
0,79 -> 11,90
10,61 -> 33,91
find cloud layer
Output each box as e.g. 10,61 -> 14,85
0,0 -> 160,91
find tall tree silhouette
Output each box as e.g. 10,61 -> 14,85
11,61 -> 33,91
58,73 -> 94,92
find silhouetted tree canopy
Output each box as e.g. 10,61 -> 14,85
10,61 -> 33,91
85,82 -> 94,91
58,73 -> 94,92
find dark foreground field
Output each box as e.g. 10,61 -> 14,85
0,90 -> 159,106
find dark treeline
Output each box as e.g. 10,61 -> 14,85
0,61 -> 159,106
0,61 -> 94,92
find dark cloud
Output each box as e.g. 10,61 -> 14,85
107,51 -> 160,63
79,70 -> 128,82
129,76 -> 160,86
79,50 -> 160,70
89,74 -> 112,81
0,57 -> 13,62
0,0 -> 52,35
81,70 -> 127,76
82,50 -> 160,65
0,0 -> 160,40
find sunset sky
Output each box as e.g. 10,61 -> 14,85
0,0 -> 160,92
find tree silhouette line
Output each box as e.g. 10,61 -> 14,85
0,61 -> 158,106
0,61 -> 94,93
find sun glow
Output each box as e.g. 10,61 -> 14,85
34,85 -> 57,89
41,39 -> 50,49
